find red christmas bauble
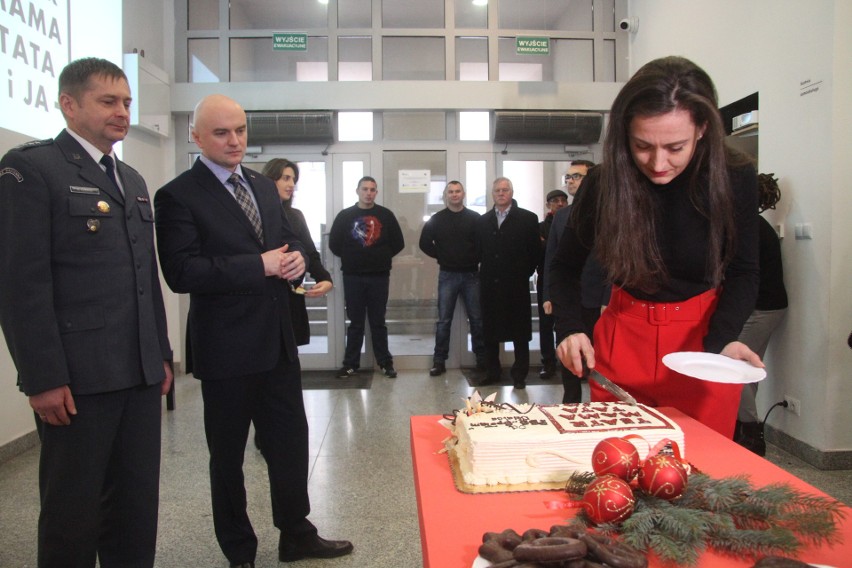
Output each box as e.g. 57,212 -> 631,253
581,475 -> 635,525
637,455 -> 688,500
591,437 -> 640,481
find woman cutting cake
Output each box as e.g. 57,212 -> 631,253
550,56 -> 762,438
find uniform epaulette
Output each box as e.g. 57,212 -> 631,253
13,138 -> 54,151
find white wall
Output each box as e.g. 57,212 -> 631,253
629,0 -> 852,453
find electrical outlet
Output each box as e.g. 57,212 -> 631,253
784,395 -> 801,416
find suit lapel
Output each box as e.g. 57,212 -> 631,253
54,131 -> 125,205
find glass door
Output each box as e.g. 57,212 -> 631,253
328,153 -> 372,370
381,151 -> 447,366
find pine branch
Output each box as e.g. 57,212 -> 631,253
564,471 -> 597,495
614,472 -> 843,565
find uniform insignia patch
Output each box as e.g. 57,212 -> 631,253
70,186 -> 100,195
0,167 -> 24,182
136,196 -> 150,203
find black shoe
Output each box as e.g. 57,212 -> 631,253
734,420 -> 766,456
539,365 -> 555,379
513,380 -> 526,390
382,364 -> 397,378
230,562 -> 254,568
477,373 -> 500,387
337,366 -> 357,378
429,362 -> 446,376
279,534 -> 354,562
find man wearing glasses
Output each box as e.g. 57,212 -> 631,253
543,159 -> 607,403
563,159 -> 595,199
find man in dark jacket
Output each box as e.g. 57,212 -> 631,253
419,181 -> 484,375
536,189 -> 569,379
476,177 -> 540,389
155,94 -> 352,567
329,176 -> 405,378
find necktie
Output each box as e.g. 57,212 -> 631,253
228,173 -> 264,244
99,154 -> 122,195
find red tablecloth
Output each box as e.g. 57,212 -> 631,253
410,409 -> 852,568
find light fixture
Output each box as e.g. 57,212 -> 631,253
318,0 -> 329,5
472,0 -> 488,6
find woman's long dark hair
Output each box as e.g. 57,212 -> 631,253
261,158 -> 300,208
595,56 -> 747,293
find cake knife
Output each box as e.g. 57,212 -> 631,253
588,369 -> 638,406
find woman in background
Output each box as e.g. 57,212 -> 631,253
550,56 -> 762,438
734,173 -> 788,455
262,158 -> 333,346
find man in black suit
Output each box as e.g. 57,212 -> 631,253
0,58 -> 173,568
154,94 -> 352,568
541,160 -> 608,403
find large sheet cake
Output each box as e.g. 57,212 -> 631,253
449,401 -> 684,487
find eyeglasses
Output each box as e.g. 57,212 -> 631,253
564,173 -> 586,182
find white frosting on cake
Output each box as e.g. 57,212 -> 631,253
450,402 -> 684,486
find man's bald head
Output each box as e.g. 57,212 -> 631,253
190,95 -> 248,171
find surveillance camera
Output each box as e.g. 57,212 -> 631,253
619,17 -> 638,32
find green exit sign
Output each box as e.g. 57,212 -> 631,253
273,32 -> 307,51
516,36 -> 550,55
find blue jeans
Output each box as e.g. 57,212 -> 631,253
433,270 -> 485,364
342,273 -> 392,368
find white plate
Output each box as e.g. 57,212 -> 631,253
663,352 -> 766,384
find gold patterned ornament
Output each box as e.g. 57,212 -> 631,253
581,474 -> 636,525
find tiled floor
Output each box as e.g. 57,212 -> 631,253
1,368 -> 851,568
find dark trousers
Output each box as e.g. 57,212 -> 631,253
342,273 -> 392,368
433,270 -> 485,364
557,306 -> 601,403
537,300 -> 556,367
484,340 -> 530,381
200,356 -> 315,565
561,368 -> 582,403
36,383 -> 162,568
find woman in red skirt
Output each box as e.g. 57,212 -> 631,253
550,56 -> 763,439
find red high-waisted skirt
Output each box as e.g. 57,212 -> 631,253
592,287 -> 742,438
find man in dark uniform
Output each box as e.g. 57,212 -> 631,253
0,58 -> 173,568
477,177 -> 540,389
155,94 -> 352,568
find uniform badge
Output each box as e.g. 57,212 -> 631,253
0,167 -> 23,182
96,201 -> 110,213
86,219 -> 100,233
136,196 -> 150,203
70,186 -> 100,195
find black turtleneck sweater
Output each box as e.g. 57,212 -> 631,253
551,163 -> 759,353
